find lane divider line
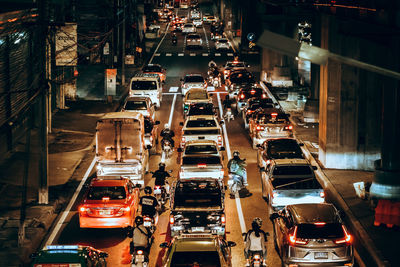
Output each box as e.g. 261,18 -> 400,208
45,156 -> 97,246
202,24 -> 210,53
168,93 -> 177,127
217,93 -> 246,234
149,23 -> 170,64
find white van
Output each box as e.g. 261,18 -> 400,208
129,73 -> 162,108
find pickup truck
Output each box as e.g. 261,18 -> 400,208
178,140 -> 225,180
260,158 -> 324,211
180,115 -> 224,148
169,178 -> 226,237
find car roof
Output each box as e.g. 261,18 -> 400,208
90,178 -> 128,187
173,236 -> 218,252
33,245 -> 92,263
100,111 -> 144,121
273,158 -> 309,165
187,115 -> 216,120
186,88 -> 208,94
125,96 -> 151,102
185,140 -> 218,146
287,203 -> 340,224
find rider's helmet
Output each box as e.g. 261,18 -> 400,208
144,186 -> 152,195
233,150 -> 240,158
135,216 -> 144,226
159,162 -> 166,171
253,217 -> 262,228
164,123 -> 170,131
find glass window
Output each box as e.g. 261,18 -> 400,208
174,181 -> 221,208
87,186 -> 126,200
185,145 -> 218,154
184,129 -> 220,135
170,251 -> 221,266
125,101 -> 148,110
182,156 -> 221,165
186,120 -> 216,128
296,223 -> 345,239
131,81 -> 157,90
185,76 -> 205,83
143,65 -> 162,72
272,166 -> 312,176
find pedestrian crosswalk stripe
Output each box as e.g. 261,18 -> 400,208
190,53 -> 196,56
154,53 -> 160,56
227,53 -> 234,56
169,87 -> 179,92
215,53 -> 221,56
178,53 -> 184,56
202,53 -> 209,56
166,53 -> 172,56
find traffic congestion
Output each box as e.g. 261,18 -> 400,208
31,3 -> 355,267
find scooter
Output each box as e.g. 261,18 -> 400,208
249,252 -> 267,267
161,138 -> 173,159
153,184 -> 168,210
224,108 -> 234,122
131,247 -> 149,267
228,173 -> 244,197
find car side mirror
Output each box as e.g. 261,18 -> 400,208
269,212 -> 279,221
179,122 -> 184,126
312,165 -> 318,170
227,241 -> 236,247
155,120 -> 160,125
220,147 -> 225,151
99,252 -> 109,258
160,242 -> 169,248
177,147 -> 183,152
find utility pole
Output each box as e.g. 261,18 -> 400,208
122,0 -> 126,85
38,0 -> 49,205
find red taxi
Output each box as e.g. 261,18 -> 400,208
79,177 -> 139,228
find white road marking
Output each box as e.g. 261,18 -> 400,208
202,53 -> 209,56
45,156 -> 97,246
202,24 -> 210,53
216,93 -> 246,234
227,53 -> 234,56
178,53 -> 184,56
215,53 -> 221,56
149,23 -> 170,64
168,93 -> 177,127
166,53 -> 172,56
169,87 -> 179,92
154,53 -> 161,56
190,53 -> 196,56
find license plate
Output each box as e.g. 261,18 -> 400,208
314,252 -> 328,259
154,188 -> 161,195
99,210 -> 111,215
191,227 -> 204,232
144,221 -> 152,227
135,254 -> 145,262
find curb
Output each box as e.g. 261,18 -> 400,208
261,80 -> 387,267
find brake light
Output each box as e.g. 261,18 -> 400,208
169,215 -> 175,224
240,94 -> 245,99
102,197 -> 110,202
289,226 -> 309,245
154,185 -> 161,190
250,89 -> 256,94
254,254 -> 260,260
334,225 -> 352,244
218,135 -> 222,146
221,214 -> 226,224
271,112 -> 278,117
256,125 -> 264,131
320,191 -> 325,198
198,163 -> 207,168
137,250 -> 143,255
314,222 -> 326,226
285,125 -> 293,130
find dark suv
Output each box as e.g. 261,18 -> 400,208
169,178 -> 225,237
270,203 -> 354,267
257,138 -> 304,169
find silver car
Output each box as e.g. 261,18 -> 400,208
270,203 -> 354,267
186,33 -> 202,49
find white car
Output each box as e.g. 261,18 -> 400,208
192,18 -> 203,27
215,38 -> 230,50
181,74 -> 207,96
182,23 -> 196,33
186,33 -> 202,49
190,10 -> 201,19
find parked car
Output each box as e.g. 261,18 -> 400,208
142,63 -> 166,83
186,33 -> 202,49
182,23 -> 196,33
270,203 -> 354,267
260,158 -> 324,210
181,74 -> 207,96
169,178 -> 226,236
30,245 -> 108,267
79,177 -> 140,228
122,96 -> 155,120
160,234 -> 236,266
215,38 -> 230,50
248,110 -> 293,149
180,115 -> 224,148
178,140 -> 225,180
183,88 -> 212,114
257,138 -> 304,169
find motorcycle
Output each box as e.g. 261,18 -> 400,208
142,215 -> 156,233
172,37 -> 177,45
130,247 -> 149,267
228,173 -> 244,197
153,184 -> 168,210
248,252 -> 267,267
210,76 -> 221,88
224,108 -> 234,122
161,138 -> 173,159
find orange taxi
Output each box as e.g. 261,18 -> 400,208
142,64 -> 166,83
79,177 -> 139,228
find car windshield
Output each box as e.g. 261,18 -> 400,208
218,39 -> 228,43
125,101 -> 147,110
257,113 -> 288,124
174,181 -> 222,208
297,223 -> 345,239
182,156 -> 221,165
87,186 -> 126,200
131,81 -> 157,90
170,251 -> 221,266
187,91 -> 208,100
267,140 -> 303,159
184,129 -> 220,135
273,165 -> 312,176
188,35 -> 201,39
185,145 -> 218,154
188,104 -> 214,116
249,103 -> 274,111
186,120 -> 217,128
142,65 -> 162,72
185,76 -> 204,83
271,177 -> 321,189
184,24 -> 193,28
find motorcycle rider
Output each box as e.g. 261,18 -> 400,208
244,218 -> 268,266
129,216 -> 153,259
227,150 -> 248,186
208,59 -> 217,69
160,123 -> 175,148
172,33 -> 177,44
152,162 -> 171,195
139,186 -> 159,224
223,95 -> 234,121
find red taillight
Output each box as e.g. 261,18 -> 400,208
250,89 -> 256,94
289,226 -> 309,245
155,185 -> 161,190
221,214 -> 226,224
102,197 -> 110,202
137,250 -> 143,255
240,94 -> 245,99
256,125 -> 264,131
334,225 -> 352,244
198,163 -> 207,168
271,112 -> 278,117
285,125 -> 293,130
320,191 -> 325,198
218,135 -> 222,146
314,222 -> 326,226
169,215 -> 175,224
79,206 -> 86,213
